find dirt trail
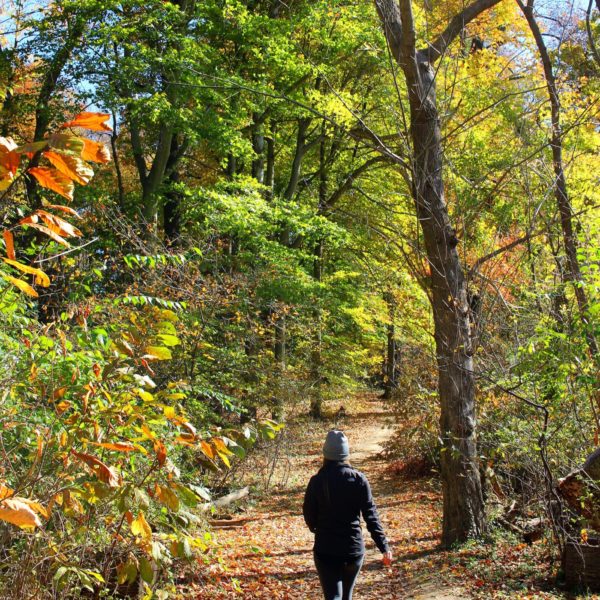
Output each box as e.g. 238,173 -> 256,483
187,395 -> 471,599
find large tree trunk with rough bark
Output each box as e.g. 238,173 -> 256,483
374,0 -> 501,545
410,57 -> 485,545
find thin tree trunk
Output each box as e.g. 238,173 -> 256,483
163,135 -> 187,245
272,309 -> 286,420
383,292 -> 398,399
518,0 -> 598,357
251,112 -> 265,184
309,135 -> 328,419
265,127 -> 275,200
283,118 -> 310,201
110,109 -> 126,212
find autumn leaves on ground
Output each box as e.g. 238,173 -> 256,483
181,395 -> 589,600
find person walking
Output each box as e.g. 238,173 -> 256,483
303,429 -> 392,600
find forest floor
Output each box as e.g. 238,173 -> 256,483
181,394 -> 599,600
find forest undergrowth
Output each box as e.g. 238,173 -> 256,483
180,394 -> 598,600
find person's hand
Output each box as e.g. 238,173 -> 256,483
382,550 -> 393,566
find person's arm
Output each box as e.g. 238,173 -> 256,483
303,476 -> 318,533
360,476 -> 390,555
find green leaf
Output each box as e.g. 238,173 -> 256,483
157,334 -> 180,347
175,484 -> 200,508
53,566 -> 68,584
139,557 -> 154,584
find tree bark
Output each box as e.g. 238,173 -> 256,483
374,0 -> 499,545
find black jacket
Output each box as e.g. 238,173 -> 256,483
303,461 -> 389,558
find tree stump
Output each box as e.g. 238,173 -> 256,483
563,536 -> 600,591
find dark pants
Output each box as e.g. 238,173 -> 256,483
314,552 -> 364,600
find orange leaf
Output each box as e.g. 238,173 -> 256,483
0,274 -> 39,297
28,167 -> 73,200
175,434 -> 195,446
0,498 -> 42,529
43,204 -> 80,218
82,138 -> 110,163
3,230 -> 15,260
62,112 -> 112,132
91,442 -> 137,452
19,215 -> 71,248
33,210 -> 82,238
0,484 -> 14,500
71,450 -> 121,488
200,440 -> 215,460
212,437 -> 232,455
19,221 -> 70,247
43,150 -> 93,185
154,439 -> 167,467
155,485 -> 179,511
0,149 -> 19,178
19,498 -> 48,519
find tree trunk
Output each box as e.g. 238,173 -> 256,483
383,292 -> 398,399
251,112 -> 265,184
411,58 -> 485,545
272,310 -> 286,419
374,0 -> 492,545
309,238 -> 324,419
283,118 -> 310,201
309,135 -> 328,419
164,169 -> 182,246
265,128 -> 275,200
164,136 -> 185,245
110,109 -> 126,212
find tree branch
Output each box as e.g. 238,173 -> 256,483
326,155 -> 391,208
425,0 -> 504,62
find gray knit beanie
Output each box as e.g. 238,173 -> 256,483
323,429 -> 349,461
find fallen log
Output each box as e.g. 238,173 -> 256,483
209,515 -> 258,528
